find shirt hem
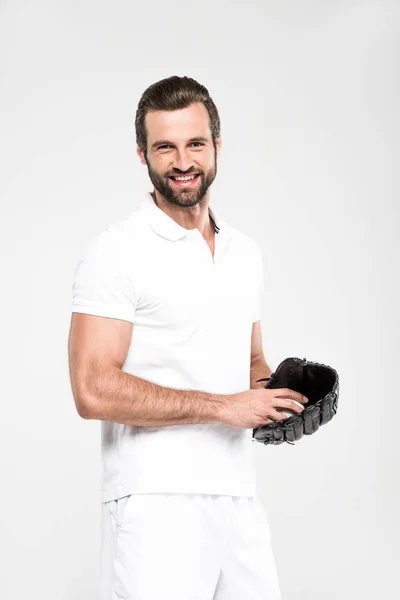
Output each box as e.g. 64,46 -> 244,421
100,480 -> 257,503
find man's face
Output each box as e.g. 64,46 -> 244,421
137,102 -> 221,208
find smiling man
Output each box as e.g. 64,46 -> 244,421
68,76 -> 304,599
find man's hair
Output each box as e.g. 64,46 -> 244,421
135,75 -> 221,157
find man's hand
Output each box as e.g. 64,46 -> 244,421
219,388 -> 309,429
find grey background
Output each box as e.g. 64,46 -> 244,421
1,0 -> 399,598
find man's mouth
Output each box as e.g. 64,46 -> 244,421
168,174 -> 201,187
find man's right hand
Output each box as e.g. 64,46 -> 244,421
219,388 -> 309,429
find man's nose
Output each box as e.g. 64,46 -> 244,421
173,149 -> 194,172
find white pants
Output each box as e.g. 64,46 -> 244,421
100,493 -> 282,600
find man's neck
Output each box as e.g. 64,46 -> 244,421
151,191 -> 214,239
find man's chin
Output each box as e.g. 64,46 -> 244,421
168,193 -> 201,208
164,181 -> 202,204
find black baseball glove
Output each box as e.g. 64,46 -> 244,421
252,356 -> 339,446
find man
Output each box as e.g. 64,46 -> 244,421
68,75 -> 308,600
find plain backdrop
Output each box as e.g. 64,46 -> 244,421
1,0 -> 399,598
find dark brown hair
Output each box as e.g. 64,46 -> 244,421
135,75 -> 221,157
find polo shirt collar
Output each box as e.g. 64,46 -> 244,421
139,191 -> 231,243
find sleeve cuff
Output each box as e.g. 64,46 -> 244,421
71,302 -> 135,323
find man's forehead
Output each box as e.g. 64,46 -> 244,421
145,104 -> 211,138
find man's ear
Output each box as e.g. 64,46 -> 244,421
215,134 -> 222,156
137,145 -> 147,165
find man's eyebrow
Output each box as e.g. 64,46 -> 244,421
151,137 -> 209,149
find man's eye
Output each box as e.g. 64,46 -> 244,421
158,143 -> 204,150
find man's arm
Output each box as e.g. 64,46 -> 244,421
68,313 -> 228,426
250,320 -> 272,389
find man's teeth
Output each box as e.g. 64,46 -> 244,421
172,175 -> 197,181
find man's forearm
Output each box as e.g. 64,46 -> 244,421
250,356 -> 272,389
81,367 -> 229,426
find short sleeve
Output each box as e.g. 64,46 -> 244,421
71,230 -> 137,323
252,243 -> 264,323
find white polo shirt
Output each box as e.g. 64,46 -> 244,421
71,191 -> 264,502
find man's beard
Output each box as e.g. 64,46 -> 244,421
144,152 -> 218,208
